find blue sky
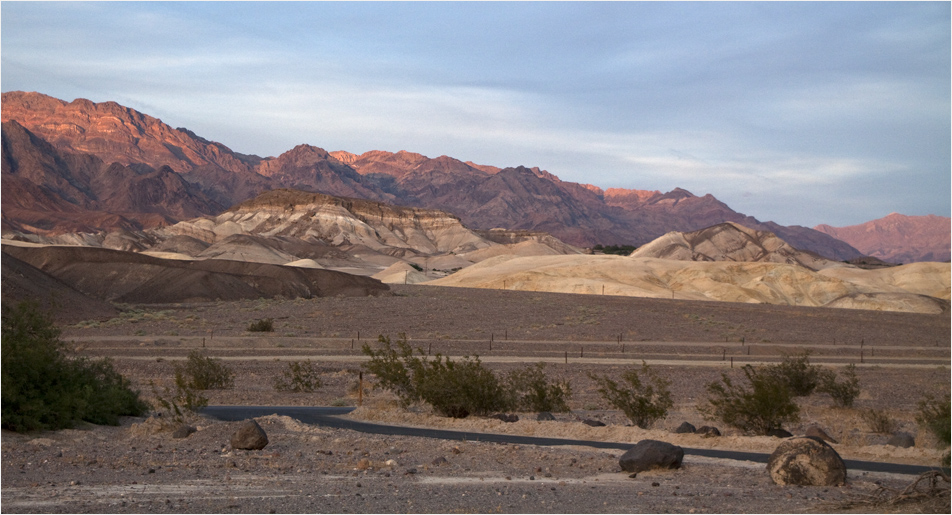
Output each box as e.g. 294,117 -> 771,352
2,1 -> 949,227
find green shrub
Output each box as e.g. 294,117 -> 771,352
247,318 -> 274,332
861,408 -> 897,435
506,362 -> 572,413
699,364 -> 800,435
817,363 -> 861,408
589,362 -> 672,428
1,301 -> 148,432
174,350 -> 234,390
273,360 -> 323,393
764,351 -> 823,397
362,334 -> 513,418
916,393 -> 951,448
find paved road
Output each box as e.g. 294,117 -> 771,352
201,405 -> 947,476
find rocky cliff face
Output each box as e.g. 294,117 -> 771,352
2,91 -> 864,260
815,213 -> 951,263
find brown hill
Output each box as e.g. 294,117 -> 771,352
2,91 -> 862,260
1,243 -> 389,303
1,246 -> 119,322
814,213 -> 951,263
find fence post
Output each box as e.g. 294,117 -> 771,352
358,371 -> 363,407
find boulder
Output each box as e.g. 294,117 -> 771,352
582,419 -> 606,427
886,432 -> 915,448
230,419 -> 269,450
536,412 -> 556,421
804,425 -> 837,444
619,440 -> 684,474
767,437 -> 847,486
674,422 -> 696,434
490,413 -> 519,423
767,428 -> 793,438
695,426 -> 721,437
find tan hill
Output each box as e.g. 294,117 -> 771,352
428,253 -> 949,314
2,242 -> 389,304
814,213 -> 951,263
630,222 -> 843,271
3,92 -> 863,260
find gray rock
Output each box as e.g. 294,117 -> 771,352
674,422 -> 696,434
230,419 -> 269,450
490,413 -> 519,423
886,432 -> 915,448
619,440 -> 684,474
804,425 -> 837,444
582,419 -> 606,427
172,425 -> 197,439
695,426 -> 721,437
767,437 -> 847,486
536,412 -> 556,421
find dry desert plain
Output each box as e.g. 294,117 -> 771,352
2,284 -> 950,513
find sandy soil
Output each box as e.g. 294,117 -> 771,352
2,285 -> 949,513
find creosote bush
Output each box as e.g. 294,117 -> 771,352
916,393 -> 951,448
362,334 -> 512,418
175,350 -> 235,390
699,364 -> 800,435
506,362 -> 572,413
817,363 -> 861,408
764,351 -> 824,397
861,408 -> 897,435
247,318 -> 274,332
273,360 -> 323,393
1,301 -> 148,432
589,362 -> 672,428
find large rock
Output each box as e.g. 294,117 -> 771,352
619,440 -> 684,474
804,425 -> 838,444
230,419 -> 269,450
767,437 -> 846,486
674,422 -> 696,434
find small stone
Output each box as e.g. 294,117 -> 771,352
767,428 -> 793,439
886,432 -> 915,448
431,457 -> 448,466
695,426 -> 721,437
230,420 -> 268,450
582,419 -> 606,427
804,425 -> 837,444
537,412 -> 556,421
172,425 -> 197,439
674,422 -> 696,434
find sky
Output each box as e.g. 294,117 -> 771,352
2,1 -> 949,227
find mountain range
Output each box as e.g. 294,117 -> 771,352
1,91 -> 947,263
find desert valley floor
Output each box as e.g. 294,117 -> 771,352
2,284 -> 950,513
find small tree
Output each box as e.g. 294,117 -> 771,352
362,334 -> 419,407
700,365 -> 800,435
506,362 -> 572,413
589,362 -> 672,428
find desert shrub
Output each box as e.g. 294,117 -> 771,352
273,360 -> 323,393
362,334 -> 419,407
817,363 -> 861,408
1,301 -> 148,432
916,393 -> 951,448
861,408 -> 897,435
589,362 -> 672,428
699,364 -> 800,435
506,363 -> 572,413
764,351 -> 823,397
174,350 -> 234,390
362,334 -> 512,418
247,318 -> 274,332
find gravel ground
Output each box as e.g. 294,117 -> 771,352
3,285 -> 949,513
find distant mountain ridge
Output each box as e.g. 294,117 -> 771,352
815,213 -> 951,263
2,91 -> 865,259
